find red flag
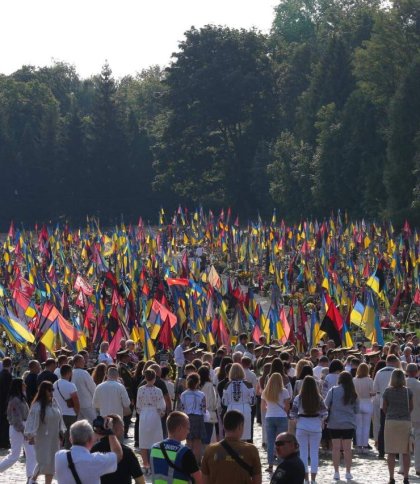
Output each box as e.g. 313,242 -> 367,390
158,316 -> 173,349
166,278 -> 189,287
414,289 -> 420,305
74,275 -> 93,296
251,324 -> 262,343
108,327 -> 123,359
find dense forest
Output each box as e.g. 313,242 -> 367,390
0,0 -> 419,228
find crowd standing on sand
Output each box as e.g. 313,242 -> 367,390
0,208 -> 419,483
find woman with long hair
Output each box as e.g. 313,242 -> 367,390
257,362 -> 271,448
293,365 -> 315,398
325,371 -> 359,481
262,372 -> 291,473
222,363 -> 255,442
0,378 -> 36,480
269,358 -> 293,396
24,381 -> 65,484
91,362 -> 107,386
181,372 -> 207,461
136,369 -> 166,475
198,366 -> 217,448
353,362 -> 374,452
290,375 -> 328,484
383,369 -> 413,484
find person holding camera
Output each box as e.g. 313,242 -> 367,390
53,364 -> 80,449
91,414 -> 145,484
55,418 -> 123,484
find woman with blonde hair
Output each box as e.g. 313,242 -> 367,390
353,362 -> 374,452
262,372 -> 291,473
222,363 -> 255,442
290,375 -> 328,484
383,368 -> 413,484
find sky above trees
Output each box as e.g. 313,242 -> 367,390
0,0 -> 276,78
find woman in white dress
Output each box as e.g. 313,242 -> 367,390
24,381 -> 66,484
222,363 -> 255,441
136,368 -> 166,475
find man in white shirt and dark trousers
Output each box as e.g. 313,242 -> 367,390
55,418 -> 122,484
71,354 -> 97,424
406,363 -> 420,475
373,354 -> 400,458
93,366 -> 131,419
53,364 -> 80,449
174,335 -> 192,379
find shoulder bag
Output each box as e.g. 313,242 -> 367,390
66,451 -> 82,484
57,382 -> 74,408
220,439 -> 253,476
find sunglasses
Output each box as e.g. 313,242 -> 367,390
275,440 -> 292,447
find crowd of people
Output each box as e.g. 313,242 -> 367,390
0,330 -> 420,483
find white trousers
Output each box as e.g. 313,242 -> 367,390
356,399 -> 373,447
413,422 -> 420,471
296,428 -> 322,473
0,425 -> 36,477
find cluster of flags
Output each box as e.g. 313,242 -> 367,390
0,210 -> 419,357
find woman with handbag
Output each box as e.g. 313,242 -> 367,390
383,369 -> 413,484
24,381 -> 66,484
324,371 -> 359,482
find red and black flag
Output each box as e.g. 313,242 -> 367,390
320,299 -> 343,347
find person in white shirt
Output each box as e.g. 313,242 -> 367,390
53,365 -> 80,449
174,336 -> 192,378
93,367 -> 131,419
55,418 -> 122,484
373,354 -> 400,457
97,341 -> 114,366
234,333 -> 248,354
313,355 -> 329,380
406,363 -> 420,475
54,355 -> 69,379
71,354 -> 97,423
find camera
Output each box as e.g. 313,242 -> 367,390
92,416 -> 113,436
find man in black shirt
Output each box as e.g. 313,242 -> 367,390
25,359 -> 41,404
270,432 -> 305,484
36,358 -> 58,387
91,413 -> 145,484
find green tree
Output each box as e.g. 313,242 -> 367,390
153,26 -> 279,213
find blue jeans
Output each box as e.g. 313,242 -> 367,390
266,417 -> 288,465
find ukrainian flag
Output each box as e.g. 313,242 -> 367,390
6,309 -> 35,343
362,291 -> 376,339
350,301 -> 365,327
